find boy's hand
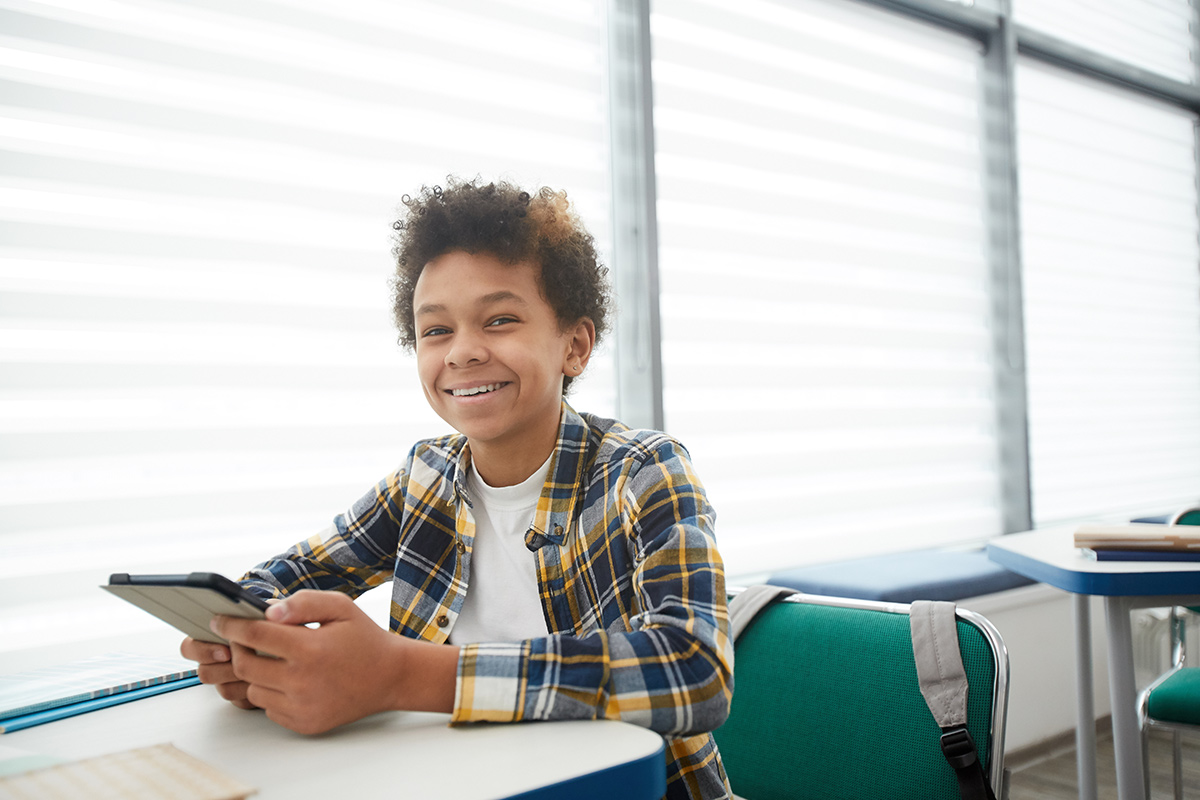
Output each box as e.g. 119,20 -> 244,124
209,590 -> 458,735
179,636 -> 259,710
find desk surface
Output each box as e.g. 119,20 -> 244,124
2,683 -> 667,799
987,526 -> 1200,800
987,527 -> 1200,596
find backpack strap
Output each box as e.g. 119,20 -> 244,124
910,600 -> 997,800
728,585 -> 799,640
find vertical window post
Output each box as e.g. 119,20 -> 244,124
981,5 -> 1034,534
607,0 -> 665,431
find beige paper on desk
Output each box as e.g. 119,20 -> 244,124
1073,522 -> 1200,551
0,743 -> 255,800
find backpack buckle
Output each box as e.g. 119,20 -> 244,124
939,727 -> 978,770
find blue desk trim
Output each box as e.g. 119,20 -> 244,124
986,540 -> 1200,596
503,737 -> 665,800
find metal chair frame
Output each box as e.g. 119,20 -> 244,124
1137,506 -> 1200,800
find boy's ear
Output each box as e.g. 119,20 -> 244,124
563,317 -> 596,376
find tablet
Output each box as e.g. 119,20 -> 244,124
103,572 -> 270,645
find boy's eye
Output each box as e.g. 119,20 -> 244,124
487,316 -> 518,328
421,326 -> 450,338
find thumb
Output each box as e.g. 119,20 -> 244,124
265,589 -> 353,626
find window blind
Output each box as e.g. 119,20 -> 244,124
1017,60 -> 1200,526
1014,0 -> 1198,85
0,0 -> 613,663
650,0 -> 999,577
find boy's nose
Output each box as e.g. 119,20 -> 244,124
446,333 -> 487,367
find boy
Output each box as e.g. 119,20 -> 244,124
181,177 -> 734,800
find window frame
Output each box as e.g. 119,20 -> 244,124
610,0 -> 1200,545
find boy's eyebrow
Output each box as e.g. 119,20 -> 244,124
415,291 -> 529,317
480,290 -> 529,307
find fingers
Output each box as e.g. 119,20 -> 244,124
181,635 -> 261,711
204,590 -> 392,735
212,590 -> 355,658
227,642 -> 320,733
263,589 -> 354,625
196,660 -> 238,686
181,636 -> 235,685
180,636 -> 231,666
215,677 -> 258,708
228,642 -> 289,690
244,682 -> 287,718
212,611 -> 279,651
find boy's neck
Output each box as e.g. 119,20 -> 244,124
469,429 -> 559,488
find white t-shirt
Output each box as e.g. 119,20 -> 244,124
448,455 -> 552,645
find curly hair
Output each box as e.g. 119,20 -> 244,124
390,176 -> 610,394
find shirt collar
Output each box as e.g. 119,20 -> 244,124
449,401 -> 590,547
530,401 -> 589,547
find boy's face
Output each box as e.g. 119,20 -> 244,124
413,250 -> 593,484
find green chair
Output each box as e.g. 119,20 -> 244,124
1138,505 -> 1200,800
714,590 -> 1009,800
1170,508 -> 1200,527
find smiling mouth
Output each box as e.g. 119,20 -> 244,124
449,382 -> 508,397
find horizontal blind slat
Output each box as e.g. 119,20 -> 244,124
0,0 -> 613,662
1019,60 -> 1200,526
1014,0 -> 1197,84
654,0 -> 1001,577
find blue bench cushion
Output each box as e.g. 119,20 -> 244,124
767,549 -> 1035,604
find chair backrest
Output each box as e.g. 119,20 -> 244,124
714,591 -> 1009,800
1167,507 -> 1200,624
1170,507 -> 1200,526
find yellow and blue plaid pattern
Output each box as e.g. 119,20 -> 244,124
241,402 -> 734,800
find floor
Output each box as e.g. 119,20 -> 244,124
1007,728 -> 1200,799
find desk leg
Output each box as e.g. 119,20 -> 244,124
1105,596 -> 1146,800
1074,594 -> 1097,800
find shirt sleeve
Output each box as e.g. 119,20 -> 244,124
452,437 -> 734,738
239,467 -> 407,600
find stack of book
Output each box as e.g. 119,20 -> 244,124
1073,523 -> 1200,562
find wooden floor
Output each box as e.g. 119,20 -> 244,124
1007,728 -> 1200,799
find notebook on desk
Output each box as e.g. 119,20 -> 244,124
1074,523 -> 1200,559
1083,548 -> 1200,562
0,743 -> 255,799
0,653 -> 199,733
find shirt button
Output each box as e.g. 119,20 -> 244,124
554,525 -> 564,535
456,541 -> 466,554
437,615 -> 449,628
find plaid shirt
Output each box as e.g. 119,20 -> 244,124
241,402 -> 734,800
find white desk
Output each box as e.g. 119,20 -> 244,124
3,683 -> 667,799
987,528 -> 1200,800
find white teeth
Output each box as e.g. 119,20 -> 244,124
452,383 -> 502,397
